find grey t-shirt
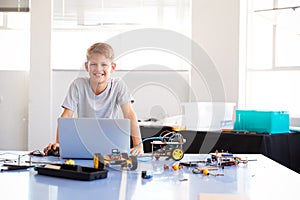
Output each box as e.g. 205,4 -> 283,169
62,77 -> 131,118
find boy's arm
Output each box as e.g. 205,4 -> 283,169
121,102 -> 143,155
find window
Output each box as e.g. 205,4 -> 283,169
248,0 -> 300,69
0,12 -> 30,71
274,3 -> 300,67
52,0 -> 191,70
246,0 -> 300,118
247,0 -> 274,69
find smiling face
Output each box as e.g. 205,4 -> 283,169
85,53 -> 116,92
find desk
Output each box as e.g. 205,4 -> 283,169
140,126 -> 300,174
0,152 -> 300,200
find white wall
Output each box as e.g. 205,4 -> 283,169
28,0 -> 52,150
191,0 -> 240,103
0,71 -> 28,150
0,0 -> 241,150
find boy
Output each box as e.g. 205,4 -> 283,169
44,42 -> 143,155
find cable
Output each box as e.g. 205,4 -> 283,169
167,132 -> 183,142
159,130 -> 173,137
0,152 -> 29,157
137,154 -> 153,162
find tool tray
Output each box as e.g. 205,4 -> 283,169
35,164 -> 108,181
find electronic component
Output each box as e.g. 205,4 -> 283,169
141,171 -> 152,179
210,150 -> 249,166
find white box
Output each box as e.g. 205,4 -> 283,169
181,102 -> 236,131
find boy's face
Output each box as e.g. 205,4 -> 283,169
85,53 -> 116,85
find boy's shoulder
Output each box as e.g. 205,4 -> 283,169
110,76 -> 122,82
109,77 -> 127,90
110,77 -> 126,86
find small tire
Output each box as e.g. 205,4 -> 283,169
94,153 -> 105,170
171,148 -> 184,161
128,156 -> 138,170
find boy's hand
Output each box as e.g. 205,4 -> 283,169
130,145 -> 144,156
43,143 -> 60,154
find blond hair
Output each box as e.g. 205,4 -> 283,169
86,43 -> 114,61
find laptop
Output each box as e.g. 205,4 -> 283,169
58,118 -> 131,159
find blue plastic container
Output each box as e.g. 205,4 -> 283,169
233,110 -> 290,134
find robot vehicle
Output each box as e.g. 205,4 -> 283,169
94,149 -> 138,170
151,131 -> 186,161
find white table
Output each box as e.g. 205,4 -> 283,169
0,151 -> 299,200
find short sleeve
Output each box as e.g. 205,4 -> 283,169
62,80 -> 79,112
116,79 -> 131,106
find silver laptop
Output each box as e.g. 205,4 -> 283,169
58,118 -> 131,159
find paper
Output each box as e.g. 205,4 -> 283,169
198,193 -> 248,200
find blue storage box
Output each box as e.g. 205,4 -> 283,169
233,110 -> 290,134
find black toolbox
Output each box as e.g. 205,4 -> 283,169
35,164 -> 108,181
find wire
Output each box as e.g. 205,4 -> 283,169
159,130 -> 171,136
0,152 -> 29,157
159,130 -> 174,138
167,133 -> 183,142
29,150 -> 45,156
137,154 -> 153,162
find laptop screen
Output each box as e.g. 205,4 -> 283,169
58,118 -> 130,159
